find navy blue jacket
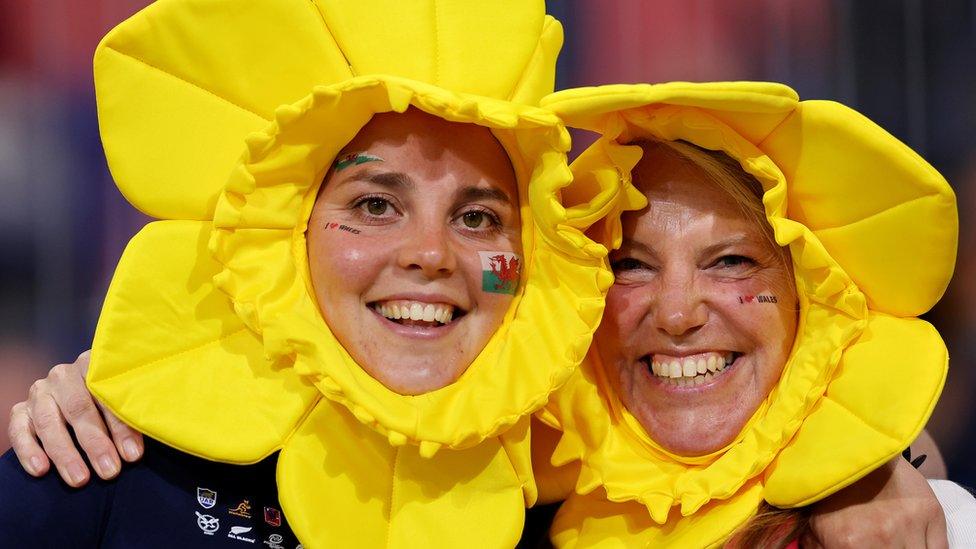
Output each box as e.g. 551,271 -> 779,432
0,438 -> 300,548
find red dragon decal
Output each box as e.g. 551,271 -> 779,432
488,253 -> 520,293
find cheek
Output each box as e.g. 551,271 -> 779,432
307,229 -> 390,305
458,249 -> 515,318
597,285 -> 648,357
706,278 -> 794,341
706,277 -> 797,378
605,285 -> 649,331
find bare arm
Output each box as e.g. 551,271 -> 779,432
907,429 -> 947,480
804,452 -> 948,548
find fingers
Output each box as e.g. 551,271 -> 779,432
47,361 -> 122,481
30,390 -> 91,487
8,401 -> 50,477
97,400 -> 144,463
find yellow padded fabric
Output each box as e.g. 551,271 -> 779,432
538,81 -> 955,547
312,0 -> 552,101
85,2 -> 628,548
89,220 -> 319,462
95,0 -> 562,221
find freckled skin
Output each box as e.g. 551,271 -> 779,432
306,108 -> 521,395
597,147 -> 798,456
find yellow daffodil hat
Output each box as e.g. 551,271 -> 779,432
536,82 -> 957,547
84,1 -> 628,547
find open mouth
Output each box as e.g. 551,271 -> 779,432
369,299 -> 467,329
640,351 -> 741,388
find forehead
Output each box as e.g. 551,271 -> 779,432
339,108 -> 516,190
627,147 -> 751,231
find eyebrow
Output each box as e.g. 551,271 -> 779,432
616,235 -> 756,259
341,169 -> 416,190
342,168 -> 513,205
699,235 -> 755,257
616,238 -> 659,261
456,186 -> 512,205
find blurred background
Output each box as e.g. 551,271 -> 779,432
1,0 -> 974,485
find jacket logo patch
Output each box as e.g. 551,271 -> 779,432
196,512 -> 220,535
264,506 -> 282,527
197,487 -> 217,509
228,499 -> 252,518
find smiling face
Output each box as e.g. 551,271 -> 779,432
597,141 -> 797,456
306,108 -> 521,395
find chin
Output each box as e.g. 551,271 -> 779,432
370,358 -> 467,395
656,426 -> 739,457
644,408 -> 748,457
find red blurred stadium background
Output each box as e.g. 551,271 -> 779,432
2,0 -> 974,485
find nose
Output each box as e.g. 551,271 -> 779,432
652,268 -> 707,337
396,221 -> 457,278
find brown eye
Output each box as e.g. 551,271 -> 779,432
462,211 -> 487,228
366,198 -> 389,216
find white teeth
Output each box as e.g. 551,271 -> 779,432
375,301 -> 456,325
648,352 -> 736,385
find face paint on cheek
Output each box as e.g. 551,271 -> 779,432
333,151 -> 384,172
737,294 -> 778,304
478,251 -> 521,295
323,221 -> 362,235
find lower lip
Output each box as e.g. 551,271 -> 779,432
369,308 -> 460,340
643,356 -> 740,393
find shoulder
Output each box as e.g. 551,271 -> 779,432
0,448 -> 109,547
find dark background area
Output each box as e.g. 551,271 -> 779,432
1,0 -> 974,485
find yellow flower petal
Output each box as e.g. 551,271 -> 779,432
95,0 -> 353,220
88,221 -> 319,463
278,399 -> 526,548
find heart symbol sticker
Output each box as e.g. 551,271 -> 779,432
744,295 -> 755,303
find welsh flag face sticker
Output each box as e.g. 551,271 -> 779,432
333,152 -> 383,172
479,251 -> 521,295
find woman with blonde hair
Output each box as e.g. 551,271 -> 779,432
534,81 -> 964,547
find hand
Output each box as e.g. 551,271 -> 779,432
804,455 -> 948,548
7,350 -> 144,487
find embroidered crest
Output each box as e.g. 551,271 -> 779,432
196,487 -> 217,509
228,499 -> 252,518
195,512 -> 219,535
264,506 -> 282,527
